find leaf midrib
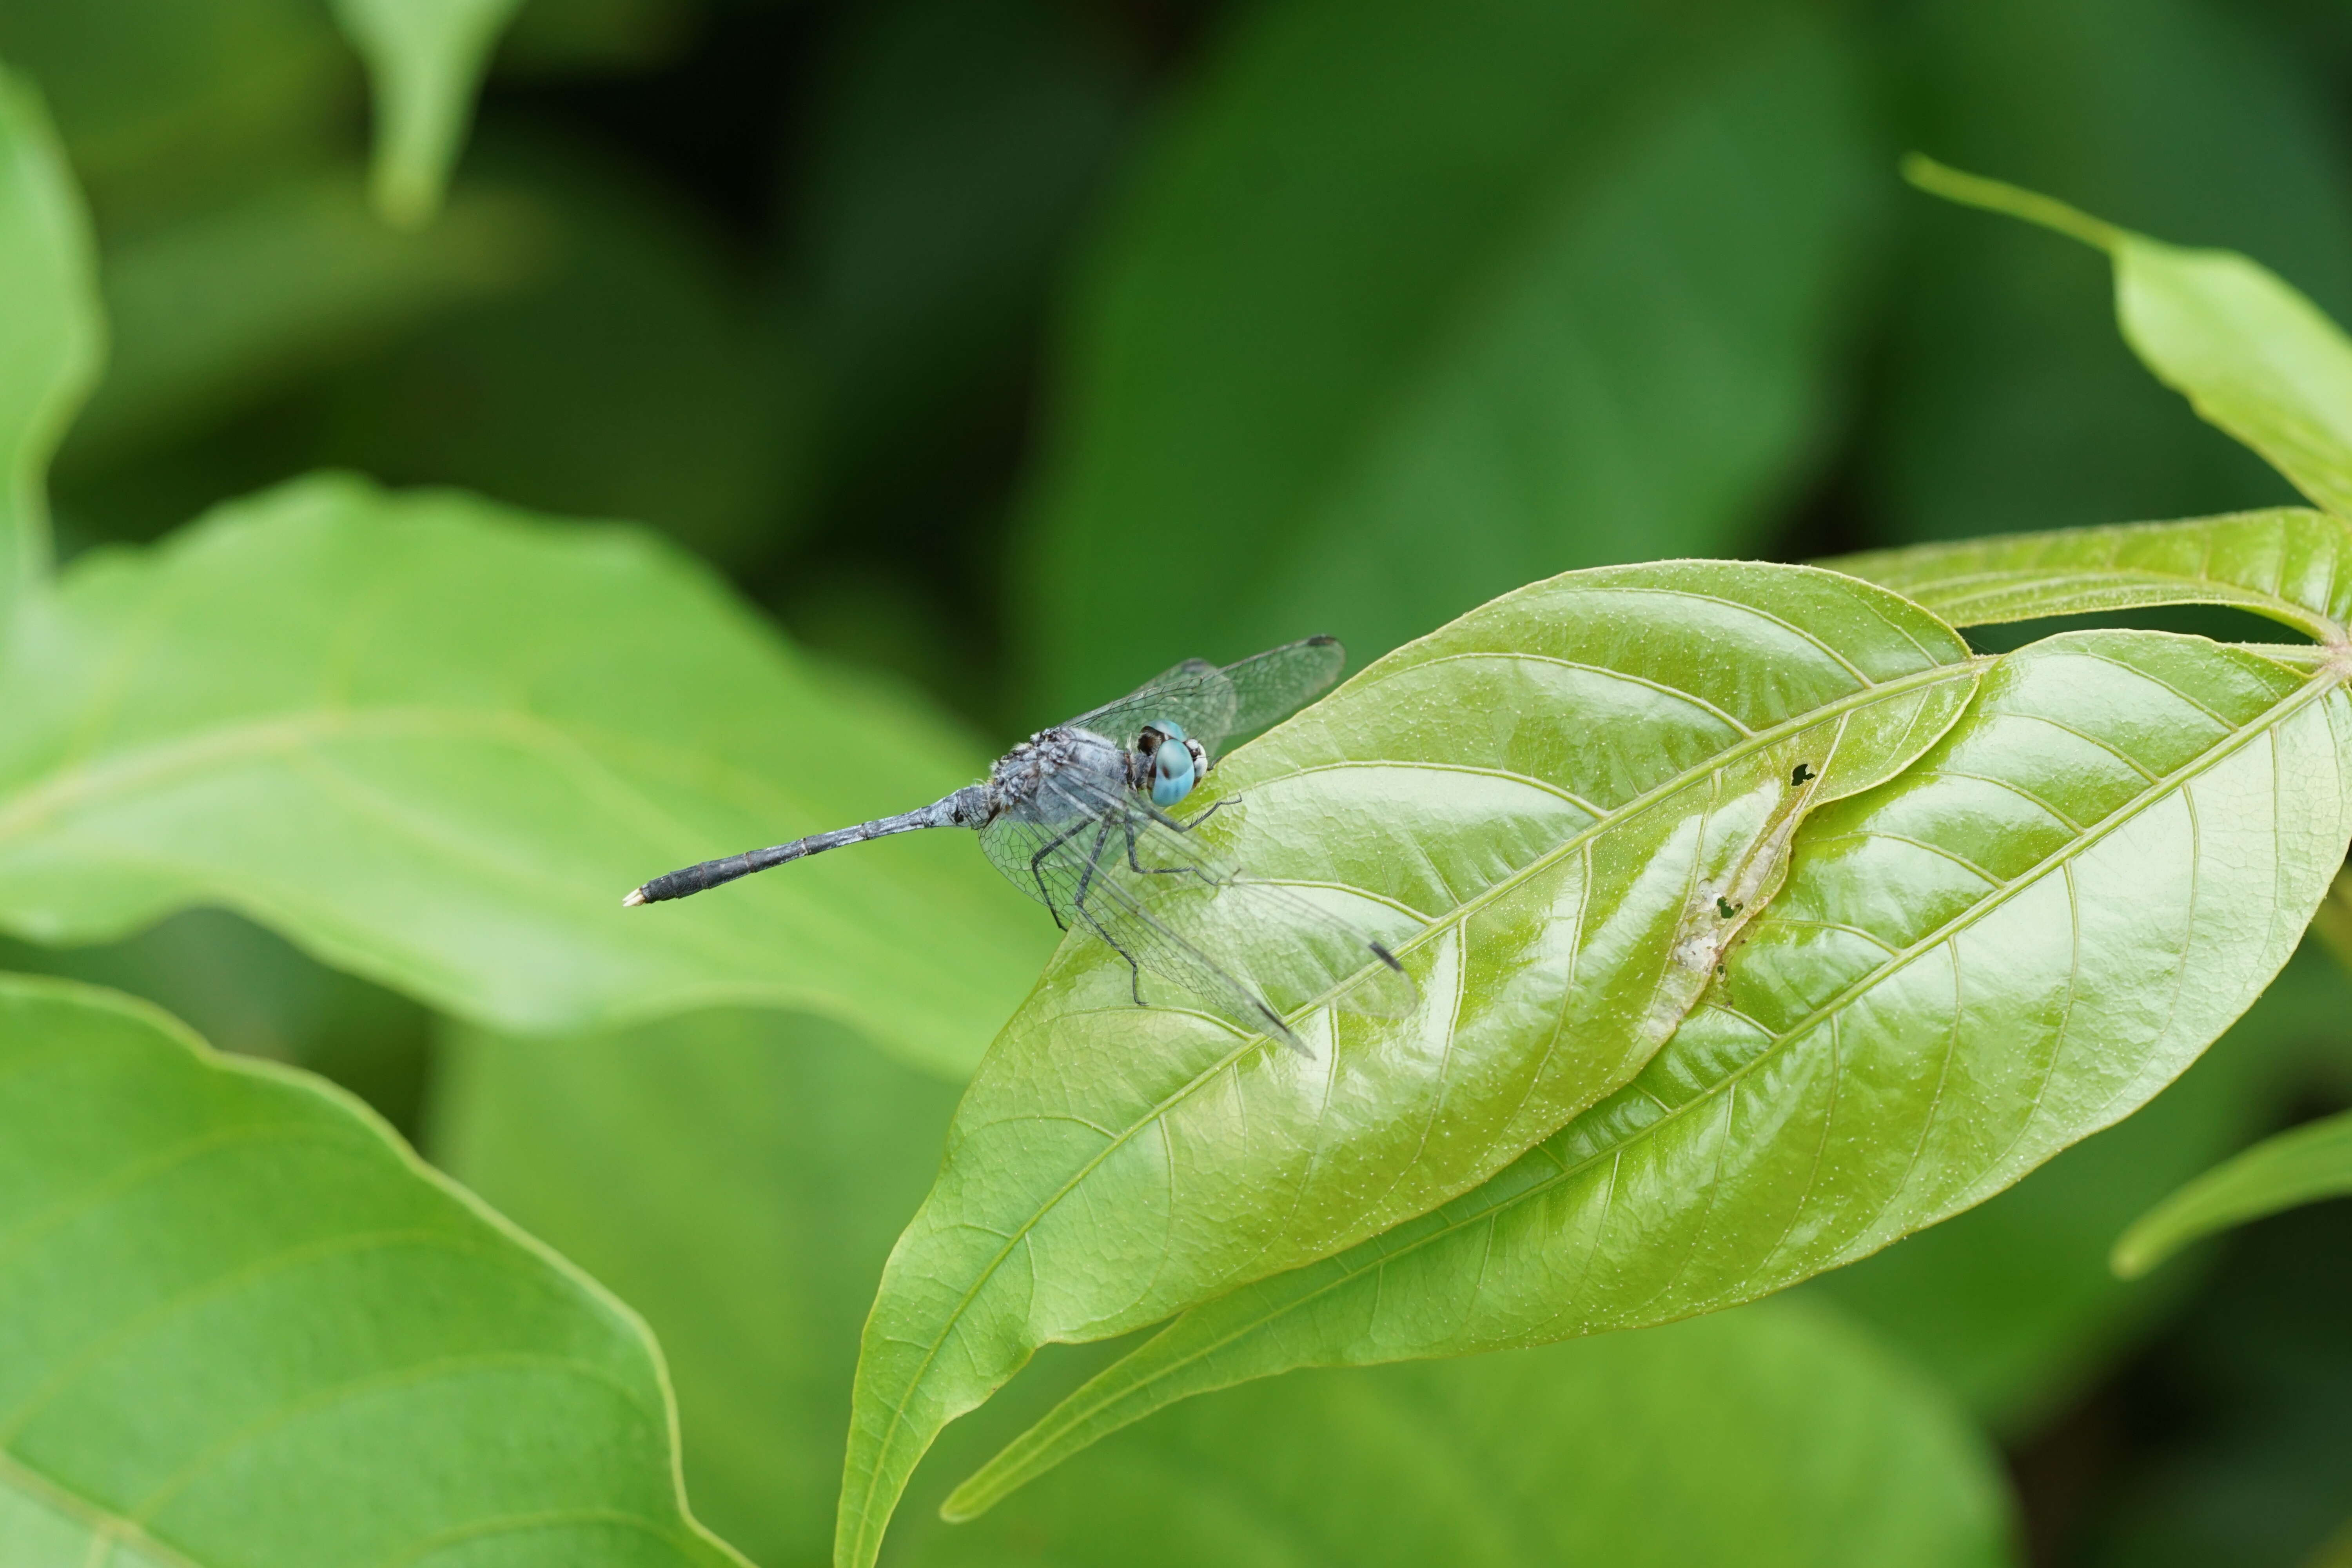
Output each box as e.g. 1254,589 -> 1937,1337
849,652 -> 1985,1515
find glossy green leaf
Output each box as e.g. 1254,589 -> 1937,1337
330,0 -> 526,227
1867,0 -> 2345,547
1018,0 -> 1880,718
0,66 -> 101,622
62,172 -> 545,467
1906,155 -> 2352,521
1813,946 -> 2351,1427
2112,1106 -> 2352,1279
959,628 -> 2352,1510
0,972 -> 744,1566
0,473 -> 1051,1077
900,1303 -> 2014,1568
835,561 -> 1980,1567
1828,508 -> 2352,639
433,1009 -> 962,1568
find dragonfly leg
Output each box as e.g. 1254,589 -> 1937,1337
1068,819 -> 1151,1005
1122,817 -> 1196,878
1027,816 -> 1098,929
1172,795 -> 1238,831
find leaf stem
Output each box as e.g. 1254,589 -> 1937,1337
1901,153 -> 2124,254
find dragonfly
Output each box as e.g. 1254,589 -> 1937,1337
623,635 -> 1415,1052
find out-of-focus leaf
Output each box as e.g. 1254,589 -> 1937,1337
2075,1195 -> 2352,1567
0,0 -> 349,227
837,562 -> 1982,1567
322,133 -> 806,568
795,0 -> 1134,502
1018,0 -> 1881,719
0,67 -> 100,622
900,1303 -> 2015,1568
1907,157 -> 2352,522
1828,509 -> 2352,639
2114,1106 -> 2352,1278
0,474 -> 1051,1077
0,973 -> 745,1566
1814,949 -> 2351,1428
329,0 -> 526,228
0,907 -> 433,1136
957,629 -> 2352,1510
433,1008 -> 962,1568
59,173 -> 546,468
1871,0 -> 2352,545
497,0 -> 701,77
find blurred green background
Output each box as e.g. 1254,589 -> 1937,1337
7,0 -> 2352,1562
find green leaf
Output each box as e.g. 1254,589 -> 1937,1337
0,907 -> 435,1138
0,972 -> 744,1566
835,561 -> 1980,1567
1826,508 -> 2352,640
61,172 -> 545,467
2112,1105 -> 2352,1279
1867,0 -> 2347,547
0,66 -> 101,624
956,628 -> 2352,1512
433,1009 -> 963,1568
900,1303 -> 2014,1568
329,0 -> 526,228
1017,0 -> 1882,718
0,473 -> 1051,1077
1813,948 -> 2350,1427
1906,154 -> 2352,520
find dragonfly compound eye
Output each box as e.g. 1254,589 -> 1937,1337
1151,730 -> 1198,806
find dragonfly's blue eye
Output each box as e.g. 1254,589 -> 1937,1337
1151,732 -> 1196,806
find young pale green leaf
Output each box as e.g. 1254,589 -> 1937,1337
329,0 -> 526,228
835,561 -> 1981,1568
1869,0 -> 2352,549
956,629 -> 2352,1511
1906,156 -> 2352,520
899,1303 -> 2012,1568
1019,0 -> 1881,718
2112,1106 -> 2352,1279
434,1009 -> 962,1568
1827,508 -> 2352,639
0,473 -> 1052,1078
0,66 -> 100,623
0,973 -> 744,1567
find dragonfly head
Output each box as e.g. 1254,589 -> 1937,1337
1136,722 -> 1209,807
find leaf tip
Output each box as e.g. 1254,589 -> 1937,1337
2108,1222 -> 2169,1280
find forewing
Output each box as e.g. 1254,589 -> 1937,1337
1062,661 -> 1240,751
1214,635 -> 1346,743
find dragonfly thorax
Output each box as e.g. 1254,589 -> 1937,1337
986,727 -> 1132,825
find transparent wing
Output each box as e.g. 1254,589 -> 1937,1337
1062,636 -> 1345,758
977,769 -> 1413,1050
1215,635 -> 1346,742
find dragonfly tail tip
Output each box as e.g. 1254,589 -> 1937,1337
621,887 -> 648,908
